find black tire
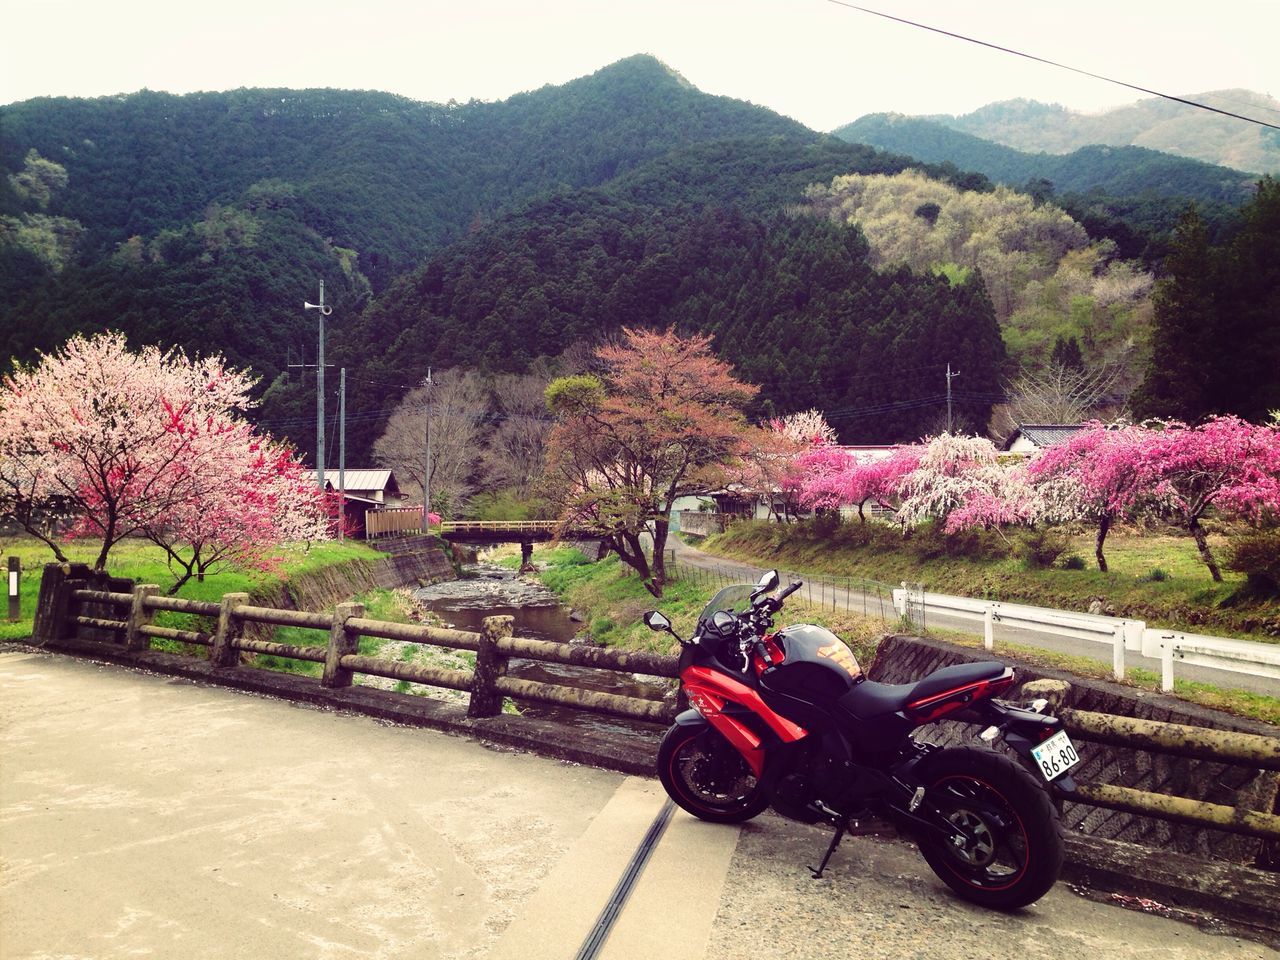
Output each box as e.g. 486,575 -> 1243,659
911,746 -> 1063,910
657,722 -> 770,824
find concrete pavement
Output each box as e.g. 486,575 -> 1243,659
1,651 -> 1274,959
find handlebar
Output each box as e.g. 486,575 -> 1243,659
777,580 -> 803,601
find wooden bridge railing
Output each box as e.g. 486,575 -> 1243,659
34,563 -> 678,725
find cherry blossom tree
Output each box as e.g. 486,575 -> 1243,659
1136,416 -> 1280,581
542,328 -> 759,597
793,444 -> 922,523
736,409 -> 836,521
0,332 -> 327,575
142,428 -> 329,592
895,434 -> 1032,532
1026,422 -> 1150,571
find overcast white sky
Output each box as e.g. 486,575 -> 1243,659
3,0 -> 1276,130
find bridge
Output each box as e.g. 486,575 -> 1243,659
2,649 -> 1275,960
367,516 -> 597,565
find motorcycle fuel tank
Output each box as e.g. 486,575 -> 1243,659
760,624 -> 863,703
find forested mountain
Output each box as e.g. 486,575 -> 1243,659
932,93 -> 1280,175
325,192 -> 1005,461
802,169 -> 1154,376
0,56 -> 809,267
3,54 -> 1260,469
832,113 -> 1253,262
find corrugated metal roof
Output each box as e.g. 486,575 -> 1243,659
1002,424 -> 1085,450
323,469 -> 398,492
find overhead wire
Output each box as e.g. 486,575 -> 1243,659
825,1 -> 1280,132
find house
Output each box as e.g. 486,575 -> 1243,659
323,469 -> 404,535
1001,424 -> 1086,455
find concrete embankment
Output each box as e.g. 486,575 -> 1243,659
251,535 -> 458,613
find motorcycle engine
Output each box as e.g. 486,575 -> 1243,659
771,738 -> 880,822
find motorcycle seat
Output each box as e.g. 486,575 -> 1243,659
838,661 -> 1008,720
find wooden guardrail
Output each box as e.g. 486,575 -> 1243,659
33,563 -> 679,725
31,563 -> 1280,843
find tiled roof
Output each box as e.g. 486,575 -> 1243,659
322,469 -> 397,492
1003,424 -> 1086,450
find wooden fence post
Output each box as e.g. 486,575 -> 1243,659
210,593 -> 250,668
469,614 -> 514,718
33,563 -> 69,644
322,602 -> 364,688
125,584 -> 161,652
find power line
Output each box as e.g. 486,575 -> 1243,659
825,1 -> 1280,132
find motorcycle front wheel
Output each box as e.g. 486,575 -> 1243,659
657,722 -> 770,824
912,746 -> 1063,910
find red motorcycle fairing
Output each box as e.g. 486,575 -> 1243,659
683,664 -> 809,777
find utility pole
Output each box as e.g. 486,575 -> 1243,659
338,367 -> 346,542
304,281 -> 333,490
421,368 -> 433,532
946,362 -> 961,433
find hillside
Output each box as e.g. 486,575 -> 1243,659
3,55 -> 1256,469
833,113 -> 1253,262
929,92 -> 1280,175
323,188 -> 1006,461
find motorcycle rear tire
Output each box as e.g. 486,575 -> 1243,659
657,722 -> 770,824
911,746 -> 1063,910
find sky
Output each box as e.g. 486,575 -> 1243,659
3,0 -> 1277,130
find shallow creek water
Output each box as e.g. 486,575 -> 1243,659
410,560 -> 672,736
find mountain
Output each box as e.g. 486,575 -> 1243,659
1,57 -> 1010,458
927,92 -> 1280,175
832,113 -> 1253,261
0,56 -> 810,286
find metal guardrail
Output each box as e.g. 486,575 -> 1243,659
891,588 -> 1280,691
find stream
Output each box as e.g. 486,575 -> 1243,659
410,559 -> 673,738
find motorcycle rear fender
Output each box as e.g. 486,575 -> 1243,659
959,699 -> 1079,794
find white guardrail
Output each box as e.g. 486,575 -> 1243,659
891,588 -> 1280,691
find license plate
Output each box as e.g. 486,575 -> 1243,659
1030,730 -> 1081,782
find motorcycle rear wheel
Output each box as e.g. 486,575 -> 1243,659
657,723 -> 770,824
912,746 -> 1063,910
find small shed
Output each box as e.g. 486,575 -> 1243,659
323,469 -> 404,535
1001,424 -> 1086,455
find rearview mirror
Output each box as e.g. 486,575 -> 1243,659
751,569 -> 780,598
643,611 -> 672,632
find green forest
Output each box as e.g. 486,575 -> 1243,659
2,54 -> 1276,474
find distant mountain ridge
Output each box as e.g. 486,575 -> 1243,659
922,91 -> 1280,174
834,113 -> 1256,204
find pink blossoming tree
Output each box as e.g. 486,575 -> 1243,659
1026,422 -> 1151,572
0,332 -> 328,580
1135,416 -> 1280,581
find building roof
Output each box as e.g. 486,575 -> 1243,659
1002,424 -> 1086,451
322,469 -> 400,493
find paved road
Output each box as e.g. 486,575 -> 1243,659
2,651 -> 1273,959
667,538 -> 1280,697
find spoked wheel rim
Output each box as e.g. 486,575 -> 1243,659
670,729 -> 759,810
932,774 -> 1030,890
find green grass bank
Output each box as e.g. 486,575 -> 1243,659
697,519 -> 1280,643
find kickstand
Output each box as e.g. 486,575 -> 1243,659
809,818 -> 848,879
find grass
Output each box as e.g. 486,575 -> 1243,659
700,519 -> 1280,643
513,542 -> 1279,725
515,545 -> 893,667
1,535 -> 387,643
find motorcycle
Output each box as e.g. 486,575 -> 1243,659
642,570 -> 1081,910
